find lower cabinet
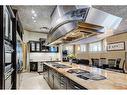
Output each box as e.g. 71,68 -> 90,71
43,64 -> 49,82
30,62 -> 38,72
68,80 -> 87,89
48,69 -> 54,88
60,75 -> 68,89
53,71 -> 61,89
43,64 -> 87,90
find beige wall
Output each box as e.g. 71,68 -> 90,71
75,32 -> 127,68
23,30 -> 47,43
23,30 -> 61,71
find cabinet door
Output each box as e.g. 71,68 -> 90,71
35,42 -> 40,52
43,64 -> 49,82
43,70 -> 49,82
30,42 -> 36,52
38,62 -> 43,72
60,75 -> 67,89
48,69 -> 54,88
53,72 -> 61,89
30,62 -> 38,71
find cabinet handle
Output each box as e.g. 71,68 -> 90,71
74,86 -> 80,89
61,84 -> 65,87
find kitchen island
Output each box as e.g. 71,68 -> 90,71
43,62 -> 127,89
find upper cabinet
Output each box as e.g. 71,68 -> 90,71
29,41 -> 41,52
29,41 -> 58,53
4,6 -> 13,42
13,9 -> 24,41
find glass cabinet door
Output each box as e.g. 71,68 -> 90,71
36,42 -> 40,51
31,42 -> 35,51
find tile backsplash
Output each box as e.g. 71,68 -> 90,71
30,53 -> 61,62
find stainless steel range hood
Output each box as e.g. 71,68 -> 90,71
47,6 -> 122,45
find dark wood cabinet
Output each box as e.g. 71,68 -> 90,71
68,80 -> 87,89
30,62 -> 38,72
29,41 -> 41,52
53,71 -> 61,89
0,6 -> 17,89
29,41 -> 58,53
59,75 -> 68,89
48,69 -> 54,88
43,64 -> 49,82
43,64 -> 87,90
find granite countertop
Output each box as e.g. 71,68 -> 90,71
43,62 -> 127,89
30,60 -> 61,62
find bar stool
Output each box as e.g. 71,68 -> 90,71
91,58 -> 99,67
108,59 -> 116,69
115,58 -> 121,69
99,58 -> 106,68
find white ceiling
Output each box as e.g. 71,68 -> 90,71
12,5 -> 127,34
93,5 -> 127,32
12,5 -> 56,33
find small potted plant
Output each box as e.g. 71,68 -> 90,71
67,54 -> 76,65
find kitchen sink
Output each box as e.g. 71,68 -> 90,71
67,69 -> 106,80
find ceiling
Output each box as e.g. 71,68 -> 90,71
12,5 -> 56,33
93,5 -> 127,32
12,5 -> 127,34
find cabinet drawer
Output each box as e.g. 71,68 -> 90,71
69,80 -> 87,90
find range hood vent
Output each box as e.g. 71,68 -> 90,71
47,6 -> 122,45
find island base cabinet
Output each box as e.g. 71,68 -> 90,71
43,64 -> 49,82
48,69 -> 54,89
68,80 -> 88,90
60,75 -> 68,89
43,64 -> 87,90
53,72 -> 61,89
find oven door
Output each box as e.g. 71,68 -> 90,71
5,75 -> 12,89
4,68 -> 14,89
5,42 -> 13,63
5,52 -> 12,63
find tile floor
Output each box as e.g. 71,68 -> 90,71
19,72 -> 51,90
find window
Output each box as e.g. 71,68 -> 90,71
80,44 -> 86,52
65,45 -> 73,54
89,41 -> 102,52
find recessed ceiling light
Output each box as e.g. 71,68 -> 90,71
40,27 -> 49,30
32,9 -> 35,14
33,13 -> 37,17
32,16 -> 35,19
33,20 -> 36,23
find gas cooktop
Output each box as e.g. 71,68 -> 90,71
67,69 -> 106,80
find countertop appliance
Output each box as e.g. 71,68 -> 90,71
4,40 -> 14,89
